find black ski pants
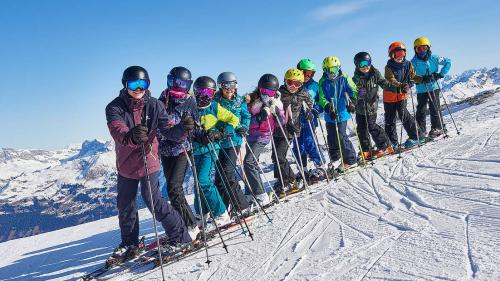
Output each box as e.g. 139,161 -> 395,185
356,113 -> 390,151
160,153 -> 197,229
117,172 -> 191,247
215,146 -> 250,212
271,136 -> 295,186
384,100 -> 419,145
416,89 -> 444,133
243,141 -> 267,196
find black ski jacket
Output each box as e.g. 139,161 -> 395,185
352,67 -> 391,116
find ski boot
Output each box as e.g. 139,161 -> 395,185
106,237 -> 145,268
373,146 -> 395,158
428,128 -> 443,139
273,181 -> 286,199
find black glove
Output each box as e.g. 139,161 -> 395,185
347,100 -> 356,113
124,125 -> 148,145
256,106 -> 270,123
432,72 -> 444,80
304,109 -> 314,121
421,75 -> 433,84
399,83 -> 411,93
235,126 -> 248,137
181,114 -> 195,132
208,129 -> 225,141
286,122 -> 299,135
324,103 -> 338,120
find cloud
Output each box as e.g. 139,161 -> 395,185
310,1 -> 374,21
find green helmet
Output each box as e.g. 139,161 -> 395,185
297,58 -> 317,71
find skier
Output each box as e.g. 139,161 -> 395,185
157,66 -> 200,240
293,59 -> 325,183
383,41 -> 426,149
352,52 -> 394,159
274,68 -> 313,190
105,66 -> 191,263
191,76 -> 239,227
213,72 -> 251,216
317,56 -> 359,172
411,37 -> 452,138
244,74 -> 284,200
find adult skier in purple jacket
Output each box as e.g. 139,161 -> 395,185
105,66 -> 192,263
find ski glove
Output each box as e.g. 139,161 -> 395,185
432,72 -> 444,80
324,103 -> 338,120
124,125 -> 149,145
256,106 -> 271,124
347,100 -> 356,113
421,75 -> 433,84
236,126 -> 248,137
181,114 -> 195,132
399,83 -> 411,93
286,122 -> 299,135
304,109 -> 314,121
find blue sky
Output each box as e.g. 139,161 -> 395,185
1,0 -> 499,149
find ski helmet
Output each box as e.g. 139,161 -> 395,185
284,68 -> 304,83
322,56 -> 341,70
354,52 -> 372,68
168,66 -> 192,81
193,76 -> 217,108
122,66 -> 150,87
297,59 -> 317,71
388,42 -> 406,57
217,72 -> 238,90
258,74 -> 279,90
414,37 -> 431,48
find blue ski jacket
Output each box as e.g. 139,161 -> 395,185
214,92 -> 250,149
411,53 -> 451,94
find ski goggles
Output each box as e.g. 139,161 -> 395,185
285,79 -> 303,88
196,88 -> 215,98
259,87 -> 277,97
167,77 -> 192,90
127,79 -> 149,91
358,60 -> 371,68
220,81 -> 237,90
324,66 -> 340,74
415,45 -> 429,52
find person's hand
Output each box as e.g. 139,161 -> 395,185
347,101 -> 356,113
432,72 -> 444,80
304,109 -> 314,121
324,103 -> 338,120
236,126 -> 248,137
286,122 -> 299,135
125,125 -> 148,145
181,114 -> 195,131
421,75 -> 433,84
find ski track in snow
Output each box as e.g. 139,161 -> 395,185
1,92 -> 500,280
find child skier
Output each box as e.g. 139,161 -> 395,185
293,59 -> 325,183
157,66 -> 200,240
213,72 -> 251,216
105,66 -> 191,263
384,41 -> 426,149
318,56 -> 359,173
352,52 -> 394,159
411,37 -> 452,138
191,76 -> 239,227
243,74 -> 284,201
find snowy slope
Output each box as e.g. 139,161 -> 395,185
0,90 -> 499,280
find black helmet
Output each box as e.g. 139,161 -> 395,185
193,76 -> 216,92
258,74 -> 279,90
353,52 -> 372,68
122,66 -> 150,87
168,66 -> 192,81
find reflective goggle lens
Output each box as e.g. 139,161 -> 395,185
325,66 -> 340,74
127,79 -> 149,91
221,81 -> 237,90
285,79 -> 303,88
415,45 -> 429,52
196,88 -> 215,97
259,88 -> 276,97
358,60 -> 370,68
174,78 -> 192,90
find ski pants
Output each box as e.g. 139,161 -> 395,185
117,172 -> 191,246
416,89 -> 444,133
292,122 -> 323,168
193,150 -> 227,217
243,141 -> 267,196
271,136 -> 296,186
215,145 -> 250,212
356,113 -> 390,151
384,100 -> 419,145
326,121 -> 357,165
160,153 -> 197,229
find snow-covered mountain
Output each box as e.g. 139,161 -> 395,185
0,68 -> 498,243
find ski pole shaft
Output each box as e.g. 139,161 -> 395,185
424,82 -> 447,137
408,86 -> 422,148
344,92 -> 366,166
435,78 -> 460,134
330,98 -> 345,173
267,118 -> 288,202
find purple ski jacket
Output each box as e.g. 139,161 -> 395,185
105,90 -> 187,179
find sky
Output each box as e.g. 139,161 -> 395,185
1,0 -> 499,149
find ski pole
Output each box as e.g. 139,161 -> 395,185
330,98 -> 345,175
358,81 -> 375,164
424,81 -> 447,138
344,92 -> 366,166
267,118 -> 288,202
435,78 -> 460,135
208,138 -> 273,223
408,85 -> 422,147
206,140 -> 253,239
140,143 -> 166,281
243,138 -> 281,203
182,144 -> 211,266
301,101 -> 330,183
317,118 -> 330,160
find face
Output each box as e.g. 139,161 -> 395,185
359,65 -> 371,73
285,79 -> 302,94
221,87 -> 235,99
127,88 -> 146,100
393,49 -> 406,62
302,70 -> 315,83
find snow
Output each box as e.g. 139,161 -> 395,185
1,89 -> 500,280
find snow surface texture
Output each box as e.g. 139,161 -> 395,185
0,81 -> 499,279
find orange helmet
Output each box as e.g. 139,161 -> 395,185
388,42 -> 406,57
